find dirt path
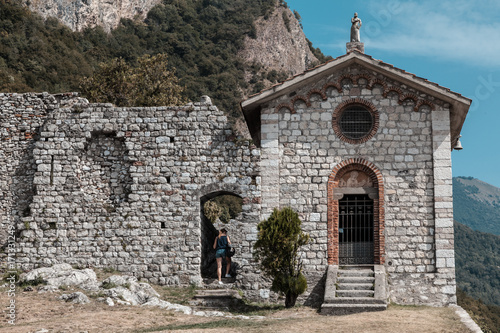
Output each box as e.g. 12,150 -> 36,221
1,290 -> 472,333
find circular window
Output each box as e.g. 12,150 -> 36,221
332,100 -> 379,144
339,106 -> 374,140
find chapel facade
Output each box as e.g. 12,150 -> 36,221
241,43 -> 470,309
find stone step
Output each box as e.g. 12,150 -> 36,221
336,289 -> 375,298
337,276 -> 375,284
337,270 -> 374,277
321,303 -> 387,316
193,289 -> 241,299
190,289 -> 242,309
323,297 -> 386,305
337,283 -> 374,291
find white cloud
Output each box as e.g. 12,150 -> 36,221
358,0 -> 500,67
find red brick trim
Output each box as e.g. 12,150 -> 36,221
383,86 -> 404,99
322,82 -> 343,94
291,95 -> 311,108
414,99 -> 435,112
307,89 -> 327,101
367,78 -> 388,91
331,98 -> 379,144
399,93 -> 419,106
354,73 -> 372,85
273,74 -> 437,117
276,103 -> 294,114
327,158 -> 385,265
337,74 -> 356,86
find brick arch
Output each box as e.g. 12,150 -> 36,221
327,158 -> 385,265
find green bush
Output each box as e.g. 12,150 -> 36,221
253,207 -> 309,308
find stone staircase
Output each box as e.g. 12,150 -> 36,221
321,265 -> 387,315
189,277 -> 241,310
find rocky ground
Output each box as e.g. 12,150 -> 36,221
0,265 -> 475,333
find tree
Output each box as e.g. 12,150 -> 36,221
203,200 -> 222,224
203,194 -> 243,224
80,53 -> 185,107
253,207 -> 309,308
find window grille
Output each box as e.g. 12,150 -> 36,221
339,106 -> 374,140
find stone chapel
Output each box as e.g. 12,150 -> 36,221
240,41 -> 471,312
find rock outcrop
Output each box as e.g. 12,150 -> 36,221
22,0 -> 162,32
21,263 -> 99,291
239,6 -> 319,78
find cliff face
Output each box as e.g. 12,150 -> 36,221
24,1 -> 317,78
23,0 -> 162,32
240,6 -> 319,77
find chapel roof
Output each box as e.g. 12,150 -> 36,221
240,50 -> 471,148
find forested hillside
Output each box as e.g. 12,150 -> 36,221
453,177 -> 500,235
0,0 -> 328,121
454,221 -> 500,307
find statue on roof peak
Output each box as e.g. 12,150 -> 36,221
350,12 -> 362,42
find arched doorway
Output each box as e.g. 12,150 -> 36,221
327,159 -> 385,265
199,191 -> 243,278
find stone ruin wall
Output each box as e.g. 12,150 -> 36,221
0,93 -> 272,300
0,92 -> 85,261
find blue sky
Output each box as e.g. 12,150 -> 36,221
286,0 -> 500,188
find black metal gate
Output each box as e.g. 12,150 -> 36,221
339,194 -> 374,265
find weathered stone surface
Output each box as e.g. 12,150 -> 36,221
22,263 -> 99,291
101,275 -> 160,305
142,297 -> 193,315
22,0 -> 162,32
59,292 -> 90,304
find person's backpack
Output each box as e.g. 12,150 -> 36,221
227,246 -> 235,257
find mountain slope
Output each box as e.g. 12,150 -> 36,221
1,0 -> 326,123
453,177 -> 500,235
454,220 -> 500,307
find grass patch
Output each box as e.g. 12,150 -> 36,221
228,300 -> 285,316
101,281 -> 118,290
159,285 -> 198,305
134,318 -> 279,332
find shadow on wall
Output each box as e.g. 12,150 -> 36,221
10,132 -> 39,241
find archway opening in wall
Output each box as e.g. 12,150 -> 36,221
200,191 -> 243,279
328,159 -> 385,266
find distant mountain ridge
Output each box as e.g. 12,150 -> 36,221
453,177 -> 500,235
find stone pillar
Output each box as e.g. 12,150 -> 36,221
346,42 -> 364,54
260,108 -> 280,220
432,108 -> 455,271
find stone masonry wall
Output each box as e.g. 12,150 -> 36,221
259,64 -> 456,306
1,94 -> 265,298
0,93 -> 85,262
